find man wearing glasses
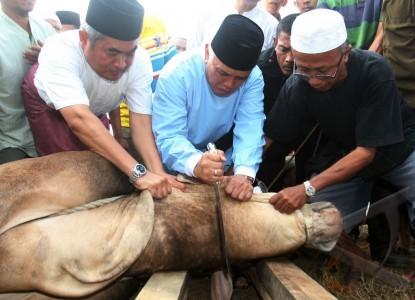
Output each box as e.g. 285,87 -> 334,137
264,9 -> 415,230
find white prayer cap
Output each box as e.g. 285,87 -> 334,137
291,9 -> 347,54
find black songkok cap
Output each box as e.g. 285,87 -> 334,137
86,0 -> 144,41
56,11 -> 81,28
211,14 -> 264,71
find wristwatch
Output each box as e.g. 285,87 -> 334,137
242,175 -> 255,184
129,163 -> 147,183
303,180 -> 316,197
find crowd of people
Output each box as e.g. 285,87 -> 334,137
1,0 -> 415,267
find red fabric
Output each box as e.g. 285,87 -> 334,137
22,63 -> 109,156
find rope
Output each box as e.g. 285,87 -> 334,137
267,124 -> 319,190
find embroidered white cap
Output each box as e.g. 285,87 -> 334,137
291,9 -> 347,54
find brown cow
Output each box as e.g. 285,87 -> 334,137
0,151 -> 342,298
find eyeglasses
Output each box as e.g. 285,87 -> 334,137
293,54 -> 344,81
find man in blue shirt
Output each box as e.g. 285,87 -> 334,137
153,14 -> 265,201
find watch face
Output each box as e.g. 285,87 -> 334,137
306,186 -> 315,196
304,181 -> 316,197
135,164 -> 146,175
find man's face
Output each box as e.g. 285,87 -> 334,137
292,47 -> 350,92
275,32 -> 294,77
205,46 -> 251,97
294,0 -> 317,13
80,31 -> 137,81
1,0 -> 35,16
264,0 -> 285,17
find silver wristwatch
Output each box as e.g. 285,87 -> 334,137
303,180 -> 316,197
129,163 -> 147,183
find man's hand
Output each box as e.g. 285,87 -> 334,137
133,171 -> 171,199
23,40 -> 43,64
194,150 -> 226,183
160,172 -> 186,191
269,184 -> 308,214
224,175 -> 253,201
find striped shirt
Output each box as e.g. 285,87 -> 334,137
317,0 -> 382,49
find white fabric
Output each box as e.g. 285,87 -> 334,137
291,9 -> 347,54
34,30 -> 153,116
243,5 -> 279,51
187,3 -> 278,51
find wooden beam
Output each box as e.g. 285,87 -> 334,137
136,271 -> 188,300
256,259 -> 337,300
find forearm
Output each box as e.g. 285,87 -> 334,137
61,106 -> 136,176
310,146 -> 376,191
368,22 -> 383,53
130,113 -> 165,174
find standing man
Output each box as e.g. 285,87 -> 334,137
186,0 -> 278,51
22,0 -> 179,198
317,0 -> 383,52
265,9 -> 415,229
234,0 -> 279,50
382,0 -> 415,111
0,0 -> 55,164
153,15 -> 265,201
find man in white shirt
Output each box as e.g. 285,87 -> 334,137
0,0 -> 55,164
186,0 -> 278,51
21,0 -> 181,198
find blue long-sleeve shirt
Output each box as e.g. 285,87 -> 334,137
152,51 -> 265,178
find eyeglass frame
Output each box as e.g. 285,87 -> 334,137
293,53 -> 345,81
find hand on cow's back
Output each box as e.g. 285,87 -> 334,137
269,184 -> 308,214
224,175 -> 253,201
133,171 -> 172,199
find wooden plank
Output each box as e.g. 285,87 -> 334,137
256,259 -> 337,300
136,271 -> 188,300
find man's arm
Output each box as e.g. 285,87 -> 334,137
130,112 -> 185,190
368,22 -> 383,53
225,68 -> 266,201
270,146 -> 376,214
60,104 -> 171,199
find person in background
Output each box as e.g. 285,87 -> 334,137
45,15 -> 63,32
56,10 -> 81,31
173,37 -> 187,52
317,0 -> 383,52
294,0 -> 317,13
153,15 -> 265,201
382,0 -> 415,110
186,0 -> 278,51
0,0 -> 55,164
21,0 -> 181,198
118,15 -> 178,159
261,0 -> 287,21
255,13 -> 299,190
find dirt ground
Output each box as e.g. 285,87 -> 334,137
292,226 -> 415,300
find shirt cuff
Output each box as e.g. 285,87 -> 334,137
185,152 -> 203,177
234,166 -> 256,179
